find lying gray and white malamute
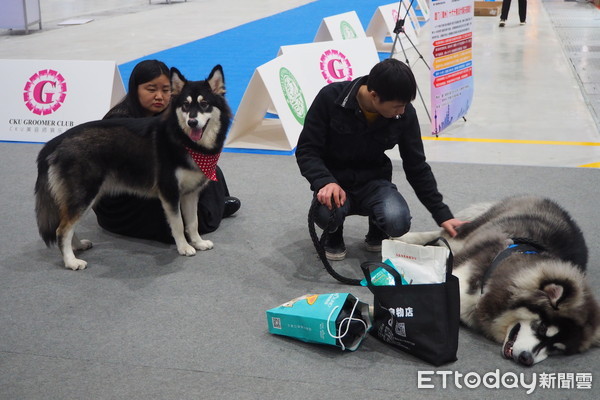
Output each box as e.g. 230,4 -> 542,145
400,195 -> 600,366
35,65 -> 230,270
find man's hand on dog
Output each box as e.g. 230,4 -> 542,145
441,218 -> 468,237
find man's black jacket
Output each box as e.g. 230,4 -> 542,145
295,76 -> 453,225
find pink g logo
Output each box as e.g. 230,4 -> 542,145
319,49 -> 353,84
23,69 -> 67,115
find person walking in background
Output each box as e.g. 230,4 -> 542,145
499,0 -> 527,27
93,59 -> 241,243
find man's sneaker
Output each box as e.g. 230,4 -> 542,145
520,21 -> 526,25
499,20 -> 506,27
365,235 -> 383,253
324,227 -> 346,261
365,220 -> 387,253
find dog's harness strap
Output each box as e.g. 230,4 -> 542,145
481,239 -> 543,294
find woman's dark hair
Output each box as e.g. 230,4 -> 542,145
366,58 -> 417,103
106,59 -> 170,118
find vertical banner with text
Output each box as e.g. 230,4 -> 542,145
429,0 -> 474,135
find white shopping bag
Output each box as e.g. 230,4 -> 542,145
381,239 -> 450,284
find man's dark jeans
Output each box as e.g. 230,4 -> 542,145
312,179 -> 411,237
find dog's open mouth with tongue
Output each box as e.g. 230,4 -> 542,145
503,323 -> 520,360
188,118 -> 208,142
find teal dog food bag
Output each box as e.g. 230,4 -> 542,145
266,293 -> 371,351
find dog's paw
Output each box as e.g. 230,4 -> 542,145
65,258 -> 88,270
177,244 -> 197,257
191,239 -> 213,251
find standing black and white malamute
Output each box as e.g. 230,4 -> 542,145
35,65 -> 231,270
401,196 -> 600,366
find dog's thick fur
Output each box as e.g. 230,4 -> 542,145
400,195 -> 600,366
35,65 -> 231,270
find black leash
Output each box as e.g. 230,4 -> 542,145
308,200 -> 362,286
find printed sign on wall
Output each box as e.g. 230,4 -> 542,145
0,59 -> 125,143
429,0 -> 474,135
226,37 -> 379,152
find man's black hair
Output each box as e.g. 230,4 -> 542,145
366,58 -> 417,103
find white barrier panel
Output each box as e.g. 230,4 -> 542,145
226,37 -> 379,152
314,11 -> 366,42
414,0 -> 431,21
0,59 -> 125,143
402,0 -> 423,31
366,2 -> 419,53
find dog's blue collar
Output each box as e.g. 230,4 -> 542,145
481,239 -> 543,294
506,243 -> 538,253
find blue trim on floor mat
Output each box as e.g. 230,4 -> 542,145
223,147 -> 296,156
0,140 -> 43,145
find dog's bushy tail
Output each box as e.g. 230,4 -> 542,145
35,151 -> 60,246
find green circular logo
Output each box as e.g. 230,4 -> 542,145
279,67 -> 307,125
340,21 -> 357,40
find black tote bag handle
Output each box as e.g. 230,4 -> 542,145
431,237 -> 454,275
361,261 -> 404,287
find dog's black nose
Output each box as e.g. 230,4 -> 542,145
188,119 -> 198,128
518,351 -> 534,366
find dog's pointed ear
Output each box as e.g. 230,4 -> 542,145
543,283 -> 564,309
207,65 -> 226,95
170,67 -> 187,96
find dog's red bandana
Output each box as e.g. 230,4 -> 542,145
186,147 -> 220,181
